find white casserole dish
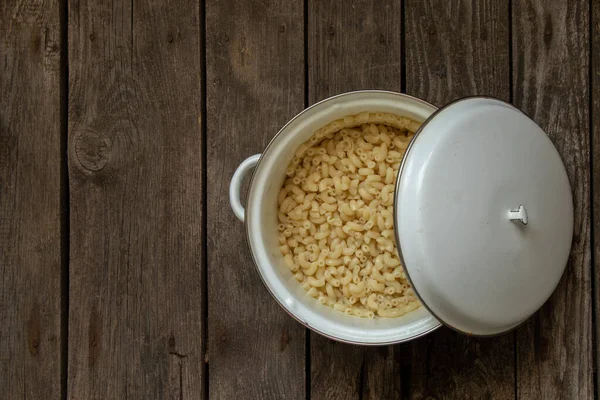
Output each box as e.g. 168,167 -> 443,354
230,91 -> 441,344
229,90 -> 573,345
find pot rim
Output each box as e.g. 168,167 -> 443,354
244,90 -> 443,345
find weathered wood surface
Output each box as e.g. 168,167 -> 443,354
513,0 -> 592,398
206,0 -> 306,399
593,0 -> 600,395
67,0 -> 204,398
307,1 -> 405,399
0,0 -> 596,398
405,1 -> 515,399
0,0 -> 63,399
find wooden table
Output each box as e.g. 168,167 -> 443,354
1,0 -> 596,398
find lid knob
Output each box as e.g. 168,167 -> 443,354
508,205 -> 528,225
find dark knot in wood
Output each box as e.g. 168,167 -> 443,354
75,131 -> 110,171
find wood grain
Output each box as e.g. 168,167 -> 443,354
593,0 -> 600,395
67,0 -> 204,398
308,0 -> 403,100
513,0 -> 592,398
0,0 -> 63,398
205,0 -> 306,398
405,1 -> 514,398
307,1 -> 404,399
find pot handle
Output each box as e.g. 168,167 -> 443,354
229,154 -> 261,222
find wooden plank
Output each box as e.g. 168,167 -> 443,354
0,0 -> 63,398
67,0 -> 204,398
593,0 -> 600,395
205,0 -> 306,398
307,1 -> 404,399
404,1 -> 514,398
513,0 -> 592,398
308,0 -> 402,97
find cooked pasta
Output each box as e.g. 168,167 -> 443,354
277,112 -> 421,318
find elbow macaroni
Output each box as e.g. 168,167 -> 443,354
278,112 -> 421,318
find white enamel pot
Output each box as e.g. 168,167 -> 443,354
229,91 -> 443,344
229,90 -> 573,345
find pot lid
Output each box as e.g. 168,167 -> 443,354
394,97 -> 573,336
